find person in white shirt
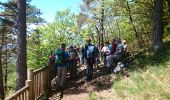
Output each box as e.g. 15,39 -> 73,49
101,41 -> 111,66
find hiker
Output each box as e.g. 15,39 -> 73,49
55,43 -> 69,89
80,45 -> 85,65
106,39 -> 124,68
83,38 -> 97,81
110,39 -> 117,55
113,39 -> 128,74
122,40 -> 128,53
101,41 -> 111,66
112,39 -> 124,61
95,46 -> 100,67
48,53 -> 56,66
68,45 -> 78,79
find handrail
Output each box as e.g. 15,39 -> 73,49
33,66 -> 49,99
5,62 -> 55,100
33,66 -> 48,74
5,81 -> 30,100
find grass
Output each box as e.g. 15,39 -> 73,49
113,41 -> 170,100
88,91 -> 97,100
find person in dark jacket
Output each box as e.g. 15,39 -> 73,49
83,38 -> 97,81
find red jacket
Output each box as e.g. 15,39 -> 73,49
111,42 -> 117,55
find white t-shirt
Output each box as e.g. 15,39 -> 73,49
101,46 -> 110,53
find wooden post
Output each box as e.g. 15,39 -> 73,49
27,69 -> 34,100
41,69 -> 43,92
26,80 -> 32,100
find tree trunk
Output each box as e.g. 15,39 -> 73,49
95,26 -> 100,48
0,26 -> 5,100
126,1 -> 142,48
100,0 -> 104,49
166,0 -> 170,17
4,44 -> 8,92
152,0 -> 163,51
16,0 -> 27,90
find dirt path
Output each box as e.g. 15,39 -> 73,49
49,66 -> 118,100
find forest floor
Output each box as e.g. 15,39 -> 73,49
49,65 -> 119,100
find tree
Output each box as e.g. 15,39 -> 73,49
152,0 -> 163,51
0,18 -> 14,100
27,9 -> 80,69
0,0 -> 43,93
16,0 -> 27,90
0,24 -> 5,100
126,1 -> 142,48
80,0 -> 106,48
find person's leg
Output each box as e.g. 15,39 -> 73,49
104,53 -> 107,66
86,59 -> 93,81
89,59 -> 94,80
69,61 -> 73,79
57,67 -> 62,87
80,54 -> 83,64
85,59 -> 90,81
60,67 -> 67,87
73,61 -> 77,79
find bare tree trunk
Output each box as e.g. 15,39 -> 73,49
16,0 -> 27,90
126,1 -> 142,48
152,0 -> 163,51
95,26 -> 100,47
0,26 -> 5,100
166,0 -> 170,17
4,44 -> 8,92
116,19 -> 121,39
100,0 -> 104,49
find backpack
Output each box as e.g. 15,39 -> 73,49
85,44 -> 95,58
48,54 -> 56,64
55,49 -> 65,64
69,49 -> 77,59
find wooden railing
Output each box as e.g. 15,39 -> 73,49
4,81 -> 30,100
5,62 -> 55,100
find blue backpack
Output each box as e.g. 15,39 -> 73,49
85,44 -> 95,58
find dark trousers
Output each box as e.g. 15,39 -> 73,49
69,60 -> 77,79
85,58 -> 95,81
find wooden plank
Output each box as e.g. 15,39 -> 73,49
34,75 -> 36,99
33,67 -> 47,74
5,86 -> 29,100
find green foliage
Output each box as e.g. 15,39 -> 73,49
113,41 -> 170,99
28,9 -> 83,69
88,92 -> 97,100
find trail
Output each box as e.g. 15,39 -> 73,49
48,65 -> 118,100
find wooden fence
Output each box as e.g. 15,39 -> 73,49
5,62 -> 55,100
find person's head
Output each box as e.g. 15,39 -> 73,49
61,43 -> 66,50
122,39 -> 127,44
115,38 -> 121,44
112,38 -> 116,42
85,38 -> 91,44
105,41 -> 109,46
80,45 -> 83,48
69,45 -> 74,50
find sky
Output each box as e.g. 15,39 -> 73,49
0,0 -> 82,23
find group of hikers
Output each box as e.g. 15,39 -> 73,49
49,38 -> 128,90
